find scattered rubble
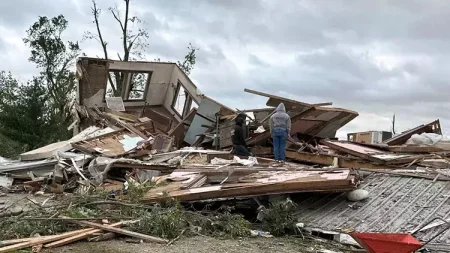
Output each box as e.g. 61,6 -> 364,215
1,58 -> 450,252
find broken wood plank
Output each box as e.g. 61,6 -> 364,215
320,140 -> 386,164
105,108 -> 138,122
359,168 -> 450,181
0,228 -> 95,252
144,170 -> 357,203
0,236 -> 56,247
383,119 -> 442,145
116,120 -> 148,139
180,174 -> 207,189
285,151 -> 390,170
44,221 -> 124,248
244,88 -> 329,108
389,145 -> 444,153
60,217 -> 168,244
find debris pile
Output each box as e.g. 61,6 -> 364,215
1,57 -> 449,251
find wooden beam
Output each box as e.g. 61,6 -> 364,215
60,217 -> 168,244
143,176 -> 357,203
319,140 -> 386,164
244,88 -> 313,108
116,120 -> 148,139
285,151 -> 389,170
359,168 -> 450,181
44,221 -> 124,248
388,145 -> 444,153
0,228 -> 95,252
312,102 -> 333,106
105,108 -> 138,122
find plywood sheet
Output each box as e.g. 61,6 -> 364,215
72,129 -> 140,157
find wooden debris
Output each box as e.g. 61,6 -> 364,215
0,228 -> 95,252
60,217 -> 168,244
44,221 -> 124,248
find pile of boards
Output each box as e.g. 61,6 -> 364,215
273,119 -> 450,182
2,87 -> 450,251
141,153 -> 359,203
0,88 -> 364,200
0,218 -> 168,252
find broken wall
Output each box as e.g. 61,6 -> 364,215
77,58 -> 204,124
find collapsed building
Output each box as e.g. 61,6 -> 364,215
2,58 -> 450,251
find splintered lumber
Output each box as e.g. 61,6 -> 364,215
0,236 -> 55,247
44,221 -> 124,248
116,120 -> 148,139
0,228 -> 95,253
144,169 -> 358,203
388,145 -> 444,153
60,217 -> 168,244
359,168 -> 450,181
285,151 -> 390,170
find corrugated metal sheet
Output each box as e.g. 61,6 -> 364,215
295,173 -> 450,247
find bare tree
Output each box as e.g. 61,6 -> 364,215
391,114 -> 396,135
85,0 -> 198,97
85,0 -> 149,96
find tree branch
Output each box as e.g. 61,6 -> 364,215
91,0 -> 116,94
123,0 -> 130,61
109,4 -> 124,32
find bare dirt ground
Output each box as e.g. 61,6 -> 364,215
45,236 -> 349,253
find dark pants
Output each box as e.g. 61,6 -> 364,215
272,127 -> 287,161
234,145 -> 252,156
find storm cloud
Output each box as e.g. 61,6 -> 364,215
0,0 -> 449,138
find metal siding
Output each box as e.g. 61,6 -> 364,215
295,173 -> 450,247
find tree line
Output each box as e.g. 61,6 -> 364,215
0,0 -> 198,158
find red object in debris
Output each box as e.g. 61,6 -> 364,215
351,232 -> 423,253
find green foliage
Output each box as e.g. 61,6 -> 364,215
209,212 -> 251,238
126,180 -> 157,203
261,200 -> 299,236
23,15 -> 80,140
178,43 -> 199,76
0,73 -> 56,157
0,15 -> 80,157
132,206 -> 187,239
130,204 -> 251,240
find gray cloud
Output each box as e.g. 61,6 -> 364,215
1,0 -> 450,137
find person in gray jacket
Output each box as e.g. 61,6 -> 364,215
269,103 -> 291,163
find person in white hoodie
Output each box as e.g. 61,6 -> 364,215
269,103 -> 291,163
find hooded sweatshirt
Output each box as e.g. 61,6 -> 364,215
232,113 -> 247,147
269,103 -> 291,134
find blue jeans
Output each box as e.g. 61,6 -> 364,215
272,128 -> 287,161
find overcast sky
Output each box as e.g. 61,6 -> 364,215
0,0 -> 449,139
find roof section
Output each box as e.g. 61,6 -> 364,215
296,173 -> 450,247
383,119 -> 441,146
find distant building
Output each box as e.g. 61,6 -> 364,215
347,131 -> 392,144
